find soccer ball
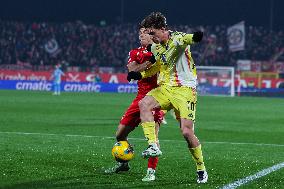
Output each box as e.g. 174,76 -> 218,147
111,141 -> 134,162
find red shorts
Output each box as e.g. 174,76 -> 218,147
120,97 -> 164,127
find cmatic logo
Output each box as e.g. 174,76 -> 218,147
117,85 -> 137,93
16,81 -> 52,91
64,83 -> 101,92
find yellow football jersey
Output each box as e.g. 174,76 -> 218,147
151,31 -> 197,88
141,60 -> 161,79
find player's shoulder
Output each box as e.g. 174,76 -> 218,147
130,46 -> 146,54
129,47 -> 139,53
151,43 -> 162,52
128,47 -> 140,57
171,31 -> 187,38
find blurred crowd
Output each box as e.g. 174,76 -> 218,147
0,20 -> 283,71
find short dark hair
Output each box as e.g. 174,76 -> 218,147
141,12 -> 167,29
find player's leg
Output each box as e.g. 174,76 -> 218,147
104,123 -> 135,174
142,112 -> 162,181
115,123 -> 135,141
179,118 -> 208,183
105,99 -> 140,174
55,83 -> 60,95
139,95 -> 160,157
179,119 -> 200,148
172,87 -> 208,183
57,83 -> 61,95
139,87 -> 170,158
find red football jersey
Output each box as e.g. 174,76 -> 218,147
128,46 -> 158,97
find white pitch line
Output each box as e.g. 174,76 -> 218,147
1,131 -> 284,147
221,162 -> 284,189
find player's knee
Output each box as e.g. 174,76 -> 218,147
138,98 -> 150,111
181,121 -> 195,137
181,119 -> 194,129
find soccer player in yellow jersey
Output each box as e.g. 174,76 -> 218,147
129,12 -> 208,183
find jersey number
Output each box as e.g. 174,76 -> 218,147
187,101 -> 195,111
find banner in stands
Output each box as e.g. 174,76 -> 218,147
1,70 -> 284,89
227,21 -> 245,52
0,80 -> 137,93
0,70 -> 128,83
237,60 -> 284,72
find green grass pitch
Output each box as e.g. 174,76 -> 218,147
0,90 -> 283,189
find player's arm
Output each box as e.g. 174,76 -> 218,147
127,60 -> 160,81
175,31 -> 203,47
140,60 -> 161,79
127,49 -> 151,72
183,32 -> 203,44
126,48 -> 157,81
127,61 -> 158,81
127,61 -> 152,72
127,49 -> 156,72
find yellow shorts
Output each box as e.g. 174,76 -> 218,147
147,85 -> 197,121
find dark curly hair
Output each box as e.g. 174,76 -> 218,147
138,23 -> 144,30
141,12 -> 167,29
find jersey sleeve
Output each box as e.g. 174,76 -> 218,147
141,60 -> 161,78
182,33 -> 194,45
173,32 -> 194,48
127,50 -> 138,64
128,49 -> 153,64
137,51 -> 153,64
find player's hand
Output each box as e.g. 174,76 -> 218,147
145,61 -> 153,69
149,54 -> 156,64
146,44 -> 152,52
192,31 -> 203,43
127,71 -> 142,82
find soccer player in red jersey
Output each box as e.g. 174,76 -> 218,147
105,25 -> 164,182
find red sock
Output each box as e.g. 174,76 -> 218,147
148,157 -> 159,170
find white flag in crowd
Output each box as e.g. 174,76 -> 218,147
44,38 -> 61,56
227,21 -> 245,52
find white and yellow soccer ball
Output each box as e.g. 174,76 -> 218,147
111,141 -> 134,162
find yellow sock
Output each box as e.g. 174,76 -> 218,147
189,144 -> 206,171
141,121 -> 156,144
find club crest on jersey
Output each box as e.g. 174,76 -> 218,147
161,54 -> 167,64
